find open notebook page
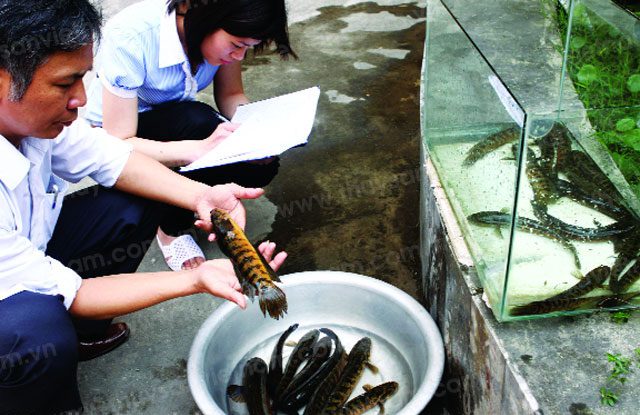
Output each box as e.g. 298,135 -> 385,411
181,86 -> 320,172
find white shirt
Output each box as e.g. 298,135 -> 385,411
84,0 -> 219,125
0,120 -> 132,309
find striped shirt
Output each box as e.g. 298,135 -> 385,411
84,0 -> 219,126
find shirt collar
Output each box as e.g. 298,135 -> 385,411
0,135 -> 31,190
159,7 -> 187,68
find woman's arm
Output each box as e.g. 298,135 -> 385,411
102,87 -> 232,167
213,61 -> 250,118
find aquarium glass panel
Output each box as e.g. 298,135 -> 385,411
423,0 -> 525,310
423,0 -> 640,321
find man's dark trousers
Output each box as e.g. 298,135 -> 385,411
0,187 -> 163,414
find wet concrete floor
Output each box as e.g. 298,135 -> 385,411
246,2 -> 426,299
77,1 -> 432,413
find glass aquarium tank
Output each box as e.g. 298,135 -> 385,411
422,0 -> 640,321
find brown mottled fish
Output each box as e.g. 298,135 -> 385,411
303,345 -> 349,415
544,265 -> 610,302
511,295 -> 603,316
525,148 -> 558,204
467,211 -> 581,269
559,150 -> 622,205
335,381 -> 399,415
321,337 -> 374,414
463,126 -> 520,166
210,208 -> 287,319
536,122 -> 572,177
609,258 -> 640,294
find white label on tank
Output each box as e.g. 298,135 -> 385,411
488,75 -> 524,128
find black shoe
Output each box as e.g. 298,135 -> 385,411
78,322 -> 130,361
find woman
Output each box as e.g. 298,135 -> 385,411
85,0 -> 296,271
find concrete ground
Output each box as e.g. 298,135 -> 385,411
77,0 -> 428,413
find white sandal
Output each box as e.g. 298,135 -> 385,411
156,234 -> 206,272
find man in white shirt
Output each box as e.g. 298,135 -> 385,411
0,1 -> 286,413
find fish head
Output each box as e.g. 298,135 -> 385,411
210,208 -> 235,235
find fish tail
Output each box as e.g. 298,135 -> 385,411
259,282 -> 288,320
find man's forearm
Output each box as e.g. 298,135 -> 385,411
114,151 -> 208,211
69,270 -> 198,319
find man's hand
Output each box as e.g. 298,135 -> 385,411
193,183 -> 264,240
192,241 -> 288,308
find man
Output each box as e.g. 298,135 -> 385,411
0,1 -> 286,413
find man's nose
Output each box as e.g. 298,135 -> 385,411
67,81 -> 87,110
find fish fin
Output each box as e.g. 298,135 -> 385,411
378,402 -> 386,414
363,384 -> 373,392
492,226 -> 504,239
258,282 -> 288,319
256,246 -> 281,283
226,385 -> 245,403
366,361 -> 379,374
571,270 -> 584,280
235,264 -> 257,301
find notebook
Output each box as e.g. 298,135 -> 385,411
181,86 -> 321,172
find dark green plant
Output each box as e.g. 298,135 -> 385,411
606,352 -> 633,383
599,350 -> 637,406
600,386 -> 619,406
610,310 -> 632,323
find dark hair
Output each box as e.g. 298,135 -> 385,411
167,0 -> 297,69
0,0 -> 102,101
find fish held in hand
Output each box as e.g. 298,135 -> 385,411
210,208 -> 287,319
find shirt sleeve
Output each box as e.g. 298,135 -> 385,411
98,28 -> 146,99
0,202 -> 82,309
51,119 -> 133,187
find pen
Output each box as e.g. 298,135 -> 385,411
215,112 -> 230,123
51,184 -> 59,209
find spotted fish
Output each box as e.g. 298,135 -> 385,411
210,208 -> 287,319
322,337 -> 374,414
334,382 -> 399,415
463,126 -> 520,166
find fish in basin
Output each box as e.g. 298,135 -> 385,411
210,208 -> 288,319
334,381 -> 399,415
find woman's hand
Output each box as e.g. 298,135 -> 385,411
192,241 -> 288,308
185,122 -> 239,164
193,183 -> 264,240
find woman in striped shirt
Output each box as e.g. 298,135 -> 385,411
85,0 -> 296,271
